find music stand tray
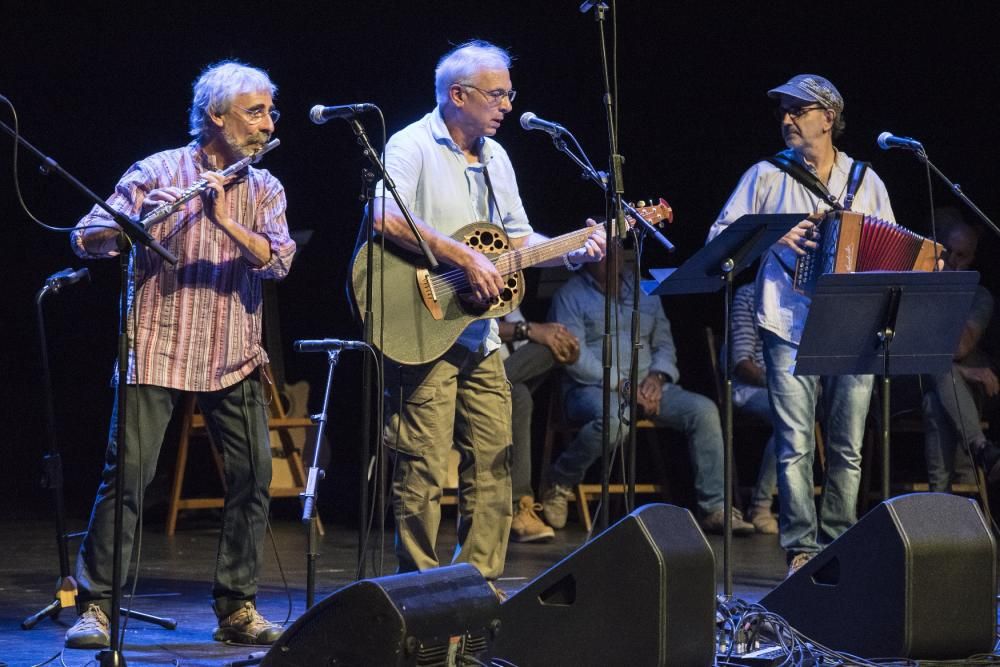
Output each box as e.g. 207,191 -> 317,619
795,271 -> 978,377
643,214 -> 804,296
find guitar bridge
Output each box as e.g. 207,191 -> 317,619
416,269 -> 444,320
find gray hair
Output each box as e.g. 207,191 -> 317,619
188,60 -> 277,140
434,40 -> 512,107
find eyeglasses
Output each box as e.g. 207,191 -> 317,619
231,104 -> 281,124
774,105 -> 825,121
456,83 -> 517,105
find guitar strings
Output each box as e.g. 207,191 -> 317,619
424,227 -> 597,295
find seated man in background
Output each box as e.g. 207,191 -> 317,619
730,282 -> 779,534
499,308 -> 580,542
922,209 -> 1000,490
541,247 -> 754,536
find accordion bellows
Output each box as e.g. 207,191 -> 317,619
794,211 -> 944,292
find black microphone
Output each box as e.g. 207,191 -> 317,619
309,103 -> 376,125
294,338 -> 367,352
46,267 -> 90,293
877,131 -> 925,152
520,112 -> 567,137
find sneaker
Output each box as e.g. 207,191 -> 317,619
212,601 -> 282,645
511,496 -> 555,542
787,552 -> 815,578
748,507 -> 779,535
541,484 -> 575,530
972,440 -> 1000,484
65,603 -> 110,649
699,508 -> 755,536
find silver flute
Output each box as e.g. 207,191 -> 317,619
139,138 -> 280,228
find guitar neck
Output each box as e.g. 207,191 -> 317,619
494,223 -> 603,274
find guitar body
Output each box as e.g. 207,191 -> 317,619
352,223 -> 525,365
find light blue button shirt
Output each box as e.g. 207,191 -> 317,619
708,149 -> 895,345
376,108 -> 533,354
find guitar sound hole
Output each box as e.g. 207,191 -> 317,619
506,277 -> 517,287
478,231 -> 494,245
493,239 -> 505,249
500,287 -> 513,301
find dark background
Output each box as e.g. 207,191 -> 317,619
3,2 -> 998,525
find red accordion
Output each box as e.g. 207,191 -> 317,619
793,211 -> 943,292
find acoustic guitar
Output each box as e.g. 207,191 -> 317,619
351,200 -> 672,365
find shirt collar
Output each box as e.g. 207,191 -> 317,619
430,106 -> 493,165
782,147 -> 850,179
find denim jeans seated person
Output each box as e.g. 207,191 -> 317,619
540,250 -> 754,536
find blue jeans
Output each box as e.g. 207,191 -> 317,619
76,375 -> 272,618
761,330 -> 873,555
923,367 -> 981,492
737,388 -> 778,509
549,382 -> 725,515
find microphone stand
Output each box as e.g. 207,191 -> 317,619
912,150 -> 1000,239
22,271 -> 86,630
1,115 -> 177,666
344,112 -> 435,578
299,347 -> 342,609
546,116 -> 673,535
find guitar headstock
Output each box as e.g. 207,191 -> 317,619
628,198 -> 674,228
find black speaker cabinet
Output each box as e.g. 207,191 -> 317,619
491,503 -> 716,666
261,563 -> 500,667
762,492 -> 996,659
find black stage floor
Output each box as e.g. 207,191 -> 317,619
0,507 -> 995,666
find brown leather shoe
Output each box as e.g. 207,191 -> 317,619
511,496 -> 555,543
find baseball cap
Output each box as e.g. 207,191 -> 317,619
768,74 -> 844,113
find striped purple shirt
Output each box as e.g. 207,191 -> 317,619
72,142 -> 295,392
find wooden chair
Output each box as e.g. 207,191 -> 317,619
165,365 -> 323,535
538,375 -> 665,533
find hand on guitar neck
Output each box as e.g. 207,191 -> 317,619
352,198 -> 673,365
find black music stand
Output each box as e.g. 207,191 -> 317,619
795,271 -> 978,502
644,213 -> 804,596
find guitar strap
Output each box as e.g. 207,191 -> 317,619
481,161 -> 510,237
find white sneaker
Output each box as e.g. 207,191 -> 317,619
541,484 -> 575,529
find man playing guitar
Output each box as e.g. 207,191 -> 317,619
365,40 -> 604,586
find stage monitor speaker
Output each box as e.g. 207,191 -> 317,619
491,503 -> 716,666
761,492 -> 996,659
260,563 -> 500,667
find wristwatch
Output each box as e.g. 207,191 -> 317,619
653,371 -> 669,384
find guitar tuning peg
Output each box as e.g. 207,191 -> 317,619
637,200 -> 646,207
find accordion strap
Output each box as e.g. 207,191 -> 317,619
843,160 -> 869,212
767,153 -> 844,211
